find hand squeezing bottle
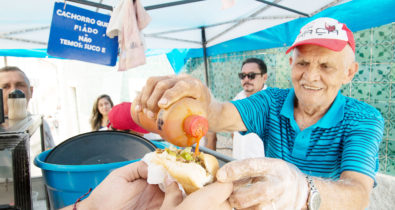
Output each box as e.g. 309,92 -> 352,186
137,97 -> 208,151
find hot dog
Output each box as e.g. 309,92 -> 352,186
149,147 -> 219,194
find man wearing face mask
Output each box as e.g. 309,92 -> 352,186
207,58 -> 268,158
0,66 -> 55,176
0,66 -> 33,117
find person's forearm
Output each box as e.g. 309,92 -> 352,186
207,100 -> 246,132
60,197 -> 93,210
314,174 -> 372,210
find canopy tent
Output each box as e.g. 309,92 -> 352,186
0,0 -> 335,49
1,0 -> 395,74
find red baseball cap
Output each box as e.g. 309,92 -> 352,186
108,102 -> 149,134
286,17 -> 355,54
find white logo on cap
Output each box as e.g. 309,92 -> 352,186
295,18 -> 348,42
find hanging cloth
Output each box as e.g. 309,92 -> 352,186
106,0 -> 151,71
221,0 -> 235,9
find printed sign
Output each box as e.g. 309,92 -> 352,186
47,2 -> 118,66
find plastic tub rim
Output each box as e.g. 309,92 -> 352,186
44,131 -> 156,165
34,149 -> 139,172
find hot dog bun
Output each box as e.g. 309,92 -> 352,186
150,148 -> 219,194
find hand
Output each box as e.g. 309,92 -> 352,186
216,158 -> 308,210
132,74 -> 211,120
160,180 -> 233,210
75,161 -> 164,210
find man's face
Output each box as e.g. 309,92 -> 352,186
290,44 -> 357,110
0,71 -> 33,115
240,62 -> 267,96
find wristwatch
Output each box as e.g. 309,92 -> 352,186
306,175 -> 321,210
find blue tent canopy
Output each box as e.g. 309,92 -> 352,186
165,0 -> 395,73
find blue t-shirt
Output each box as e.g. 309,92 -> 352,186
231,87 -> 384,181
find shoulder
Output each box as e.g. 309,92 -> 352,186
232,88 -> 290,109
233,90 -> 246,100
42,119 -> 55,149
343,97 -> 383,121
253,87 -> 290,102
236,88 -> 290,112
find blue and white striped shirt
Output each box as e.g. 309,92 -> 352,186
231,88 -> 384,181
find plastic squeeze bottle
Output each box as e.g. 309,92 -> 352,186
137,97 -> 208,152
7,89 -> 27,120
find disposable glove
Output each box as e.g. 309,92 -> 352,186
216,158 -> 309,210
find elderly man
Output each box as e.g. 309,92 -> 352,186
0,66 -> 55,150
132,17 -> 384,209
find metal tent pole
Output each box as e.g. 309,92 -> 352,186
66,0 -> 112,11
206,0 -> 283,44
201,27 -> 209,87
95,0 -> 103,12
145,0 -> 204,10
66,0 -> 205,11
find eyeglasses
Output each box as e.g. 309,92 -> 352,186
238,72 -> 262,80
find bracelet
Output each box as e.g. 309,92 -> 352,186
73,188 -> 92,210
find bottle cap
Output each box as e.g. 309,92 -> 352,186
8,89 -> 25,98
183,115 -> 208,138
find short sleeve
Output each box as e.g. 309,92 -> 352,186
230,90 -> 271,137
341,114 -> 384,182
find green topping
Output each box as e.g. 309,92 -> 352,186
159,147 -> 202,163
165,148 -> 177,156
180,151 -> 193,161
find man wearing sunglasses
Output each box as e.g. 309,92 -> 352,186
237,58 -> 268,98
233,58 -> 267,159
132,17 -> 384,209
206,58 -> 268,157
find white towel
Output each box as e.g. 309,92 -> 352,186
106,0 -> 151,71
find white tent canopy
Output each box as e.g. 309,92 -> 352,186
0,0 -> 347,50
1,0 -> 394,74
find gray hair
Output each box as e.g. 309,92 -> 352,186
0,66 -> 31,87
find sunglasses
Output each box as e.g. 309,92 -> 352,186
238,72 -> 262,80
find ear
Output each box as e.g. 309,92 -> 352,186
289,56 -> 293,65
343,62 -> 359,84
29,86 -> 34,99
262,73 -> 268,82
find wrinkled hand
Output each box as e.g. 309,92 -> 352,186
216,158 -> 308,210
132,74 -> 211,121
83,161 -> 164,210
160,181 -> 233,210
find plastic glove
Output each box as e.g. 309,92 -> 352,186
132,74 -> 211,119
216,158 -> 308,210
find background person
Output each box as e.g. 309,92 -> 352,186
0,66 -> 55,149
0,66 -> 55,179
90,94 -> 113,131
206,58 -> 267,159
131,17 -> 384,209
107,102 -> 150,136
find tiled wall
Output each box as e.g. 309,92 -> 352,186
182,22 -> 395,176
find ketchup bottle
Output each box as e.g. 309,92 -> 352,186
136,97 -> 208,149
